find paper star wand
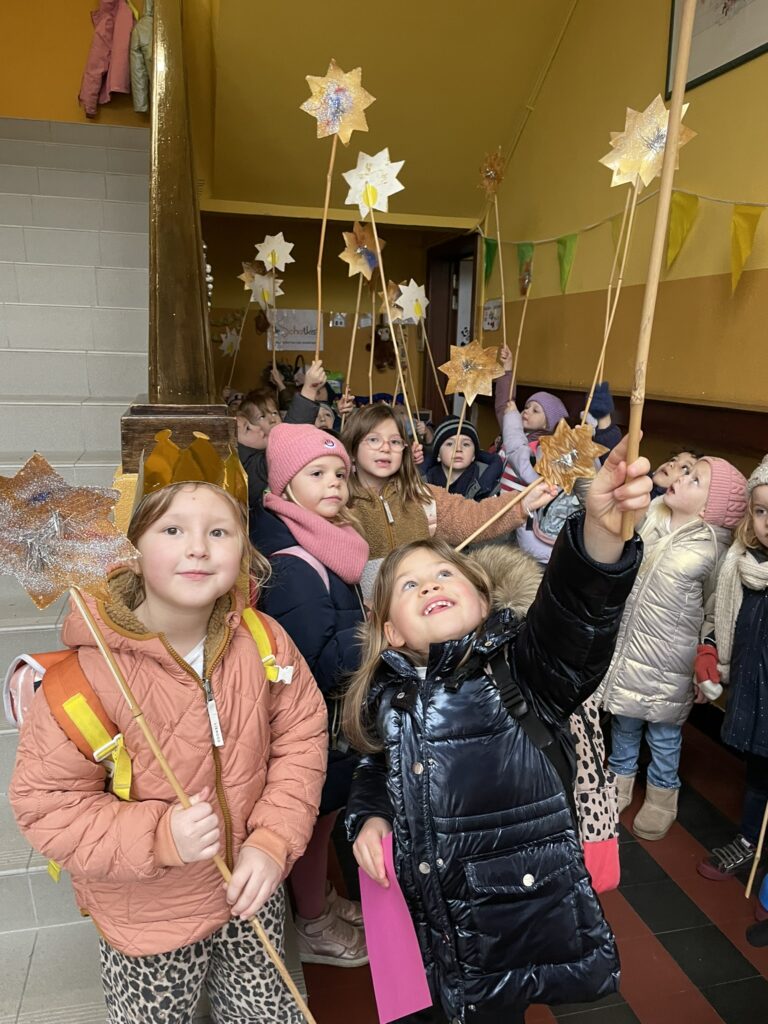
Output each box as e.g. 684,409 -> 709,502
338,222 -> 385,427
0,454 -> 315,1023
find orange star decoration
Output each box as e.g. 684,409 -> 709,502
439,340 -> 503,406
479,148 -> 505,197
600,95 -> 696,190
300,59 -> 375,146
0,454 -> 138,608
339,221 -> 384,280
379,279 -> 403,322
537,422 -> 608,494
237,260 -> 258,289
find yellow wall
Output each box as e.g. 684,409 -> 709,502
486,0 -> 768,411
0,2 -> 149,127
202,213 -> 439,401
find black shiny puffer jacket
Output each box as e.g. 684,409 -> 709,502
346,517 -> 642,1022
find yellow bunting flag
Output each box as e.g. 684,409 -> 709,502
666,192 -> 699,269
731,204 -> 764,292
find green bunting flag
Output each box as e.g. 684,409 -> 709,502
556,234 -> 578,293
483,237 -> 498,284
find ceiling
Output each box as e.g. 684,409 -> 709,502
193,0 -> 576,229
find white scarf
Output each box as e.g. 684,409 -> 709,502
714,540 -> 768,682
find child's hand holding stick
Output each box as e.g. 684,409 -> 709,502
583,435 -> 651,563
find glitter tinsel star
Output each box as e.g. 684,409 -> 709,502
537,422 -> 608,494
600,95 -> 696,190
338,221 -> 383,280
300,59 -> 375,146
439,340 -> 503,406
479,148 -> 505,197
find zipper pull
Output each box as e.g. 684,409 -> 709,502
381,496 -> 395,524
202,677 -> 224,747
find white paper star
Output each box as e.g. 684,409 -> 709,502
254,232 -> 295,272
342,148 -> 405,218
396,279 -> 428,323
249,273 -> 284,310
219,327 -> 239,356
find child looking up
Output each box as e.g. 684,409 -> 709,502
599,457 -> 747,840
422,415 -> 503,499
650,448 -> 702,499
696,455 -> 768,881
11,481 -> 327,1021
344,436 -> 651,1023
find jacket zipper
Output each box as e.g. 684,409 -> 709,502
380,494 -> 396,551
161,628 -> 235,870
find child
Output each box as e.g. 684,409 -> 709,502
649,448 -> 702,499
341,405 -> 545,598
422,416 -> 503,499
599,457 -> 748,840
501,391 -> 569,490
251,424 -> 369,967
696,455 -> 768,881
343,437 -> 651,1022
10,479 -> 327,1021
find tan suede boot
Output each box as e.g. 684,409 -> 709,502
632,783 -> 678,840
615,773 -> 636,815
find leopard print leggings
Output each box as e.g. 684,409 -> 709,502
99,888 -> 304,1023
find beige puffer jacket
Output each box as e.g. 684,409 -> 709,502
10,570 -> 328,956
598,499 -> 731,726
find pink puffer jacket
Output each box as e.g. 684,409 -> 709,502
79,0 -> 133,118
10,571 -> 328,956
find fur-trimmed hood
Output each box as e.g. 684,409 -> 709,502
469,542 -> 543,619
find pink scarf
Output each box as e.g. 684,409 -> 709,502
263,492 -> 369,585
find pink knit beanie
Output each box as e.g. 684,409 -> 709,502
267,424 -> 351,496
699,457 -> 748,529
526,391 -> 569,432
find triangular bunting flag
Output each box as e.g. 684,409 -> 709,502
731,204 -> 764,292
483,237 -> 498,285
666,192 -> 699,269
556,234 -> 578,293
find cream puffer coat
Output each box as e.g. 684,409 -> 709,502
598,499 -> 731,725
10,570 -> 328,956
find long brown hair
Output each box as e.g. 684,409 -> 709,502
342,537 -> 492,753
341,405 -> 431,506
126,482 -> 271,605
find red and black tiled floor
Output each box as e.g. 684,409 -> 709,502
308,709 -> 768,1024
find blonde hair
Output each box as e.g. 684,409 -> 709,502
342,537 -> 492,753
735,491 -> 768,552
342,405 -> 431,506
126,482 -> 271,604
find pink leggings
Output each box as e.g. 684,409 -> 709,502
289,810 -> 339,920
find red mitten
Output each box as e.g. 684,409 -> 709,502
695,644 -> 720,684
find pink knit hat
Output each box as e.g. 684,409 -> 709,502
267,424 -> 350,496
699,457 -> 748,529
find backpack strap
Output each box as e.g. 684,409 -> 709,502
487,649 -> 577,819
273,545 -> 331,592
241,607 -> 294,685
41,653 -> 132,804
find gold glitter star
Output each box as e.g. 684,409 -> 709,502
300,59 -> 375,146
379,279 -> 403,322
0,454 -> 138,608
237,260 -> 258,289
479,148 -> 505,197
600,95 -> 696,189
537,422 -> 608,494
438,340 -> 503,406
338,221 -> 384,280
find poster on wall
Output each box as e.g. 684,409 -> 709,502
268,309 -> 324,352
667,0 -> 768,96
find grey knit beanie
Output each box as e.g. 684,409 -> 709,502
748,455 -> 768,496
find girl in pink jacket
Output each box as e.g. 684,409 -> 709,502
11,481 -> 327,1022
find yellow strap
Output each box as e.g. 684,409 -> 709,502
241,608 -> 280,682
61,694 -> 132,801
47,859 -> 62,882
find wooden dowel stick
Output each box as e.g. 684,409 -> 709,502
368,290 -> 376,403
421,321 -> 449,416
746,802 -> 768,900
493,195 -> 508,355
270,267 -> 277,373
341,275 -> 364,430
621,0 -> 696,541
455,479 -> 539,552
226,298 -> 252,389
399,324 -> 421,417
508,286 -> 531,401
445,398 -> 467,489
315,134 -> 338,360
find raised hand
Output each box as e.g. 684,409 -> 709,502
583,434 -> 651,563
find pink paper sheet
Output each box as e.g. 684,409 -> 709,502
359,833 -> 432,1023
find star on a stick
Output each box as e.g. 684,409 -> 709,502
397,279 -> 429,322
338,221 -> 383,280
0,454 -> 138,608
379,280 -> 403,322
300,59 -> 375,146
479,148 -> 505,197
249,273 -> 284,310
255,232 -> 295,272
343,149 -> 404,218
439,340 -> 503,406
219,327 -> 239,356
600,95 -> 696,189
238,261 -> 258,290
537,422 -> 608,494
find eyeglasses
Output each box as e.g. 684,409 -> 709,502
362,433 -> 406,451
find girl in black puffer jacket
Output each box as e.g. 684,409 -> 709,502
343,438 -> 650,1023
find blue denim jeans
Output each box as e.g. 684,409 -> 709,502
608,714 -> 682,790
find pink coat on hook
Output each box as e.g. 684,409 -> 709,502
79,0 -> 134,118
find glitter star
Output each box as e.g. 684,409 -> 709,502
600,95 -> 696,189
338,221 -> 383,280
0,454 -> 138,608
379,280 -> 404,322
479,148 -> 505,197
342,148 -> 405,218
254,232 -> 295,273
219,327 -> 239,356
438,340 -> 503,406
249,273 -> 284,310
238,261 -> 258,290
300,59 -> 375,146
537,422 -> 608,494
397,279 -> 429,322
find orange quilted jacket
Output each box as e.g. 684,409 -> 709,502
10,571 -> 328,956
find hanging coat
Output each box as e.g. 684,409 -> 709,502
130,0 -> 153,112
79,0 -> 134,118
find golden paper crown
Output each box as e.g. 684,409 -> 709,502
113,430 -> 248,534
